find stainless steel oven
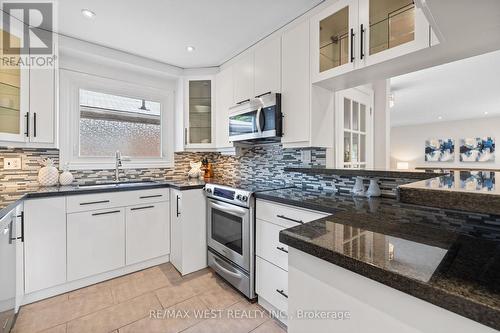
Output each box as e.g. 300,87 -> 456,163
204,184 -> 255,299
228,93 -> 282,143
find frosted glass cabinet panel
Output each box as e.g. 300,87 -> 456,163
184,77 -> 215,149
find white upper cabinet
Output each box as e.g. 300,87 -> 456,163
254,37 -> 281,97
311,0 -> 430,83
215,67 -> 234,149
184,76 -> 215,149
233,53 -> 254,104
358,0 -> 429,67
29,67 -> 55,144
311,0 -> 359,83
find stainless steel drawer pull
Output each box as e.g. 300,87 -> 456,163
276,214 -> 303,224
276,246 -> 288,253
130,205 -> 154,211
139,194 -> 163,199
80,200 -> 110,206
276,289 -> 288,298
92,210 -> 120,216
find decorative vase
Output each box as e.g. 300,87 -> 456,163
187,161 -> 202,178
351,177 -> 366,196
38,158 -> 59,187
59,163 -> 74,186
366,178 -> 381,197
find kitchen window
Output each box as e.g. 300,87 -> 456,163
60,70 -> 174,169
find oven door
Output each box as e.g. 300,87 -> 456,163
207,199 -> 250,271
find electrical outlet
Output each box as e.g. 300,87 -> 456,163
3,157 -> 22,170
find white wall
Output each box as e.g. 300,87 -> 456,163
390,116 -> 500,169
373,80 -> 390,169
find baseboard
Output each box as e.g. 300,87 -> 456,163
20,255 -> 170,305
258,296 -> 288,326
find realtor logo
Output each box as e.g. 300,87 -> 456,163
2,2 -> 53,54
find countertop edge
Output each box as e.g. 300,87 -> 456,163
279,230 -> 500,331
284,167 -> 445,180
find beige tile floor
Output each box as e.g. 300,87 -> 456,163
12,263 -> 287,333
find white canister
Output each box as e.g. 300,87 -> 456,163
366,178 -> 381,197
38,158 -> 59,187
59,163 -> 74,186
351,176 -> 366,196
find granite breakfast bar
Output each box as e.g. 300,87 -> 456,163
255,187 -> 500,333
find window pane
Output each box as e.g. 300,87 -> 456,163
360,104 -> 366,132
344,131 -> 351,162
79,89 -> 161,157
353,101 -> 359,131
344,98 -> 351,129
189,80 -> 212,144
360,134 -> 366,162
352,134 -> 359,162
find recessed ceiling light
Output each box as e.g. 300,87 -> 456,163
81,9 -> 96,19
437,116 -> 443,120
186,46 -> 195,52
484,111 -> 489,115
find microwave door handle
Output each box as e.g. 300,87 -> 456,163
256,106 -> 263,134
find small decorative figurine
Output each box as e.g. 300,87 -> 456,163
351,176 -> 366,196
366,178 -> 381,197
188,161 -> 203,178
59,163 -> 74,186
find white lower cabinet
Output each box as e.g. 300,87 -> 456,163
170,188 -> 207,275
24,197 -> 66,294
255,199 -> 329,323
67,208 -> 125,281
126,202 -> 170,265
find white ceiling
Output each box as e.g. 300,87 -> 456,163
390,49 -> 500,127
57,0 -> 323,68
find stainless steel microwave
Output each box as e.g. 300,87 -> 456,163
228,93 -> 282,143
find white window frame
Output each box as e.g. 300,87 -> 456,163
59,69 -> 174,170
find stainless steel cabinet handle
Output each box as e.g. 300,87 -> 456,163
276,289 -> 288,298
80,200 -> 110,206
92,210 -> 120,216
33,112 -> 37,137
130,205 -> 154,211
24,113 -> 29,137
350,28 -> 355,62
276,214 -> 303,224
360,24 -> 365,60
139,194 -> 162,199
276,246 -> 288,253
176,195 -> 180,217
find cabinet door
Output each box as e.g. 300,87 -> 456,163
358,0 -> 429,67
311,0 -> 358,83
24,197 -> 66,293
29,67 -> 54,144
254,37 -> 281,97
170,190 -> 182,272
67,209 -> 125,281
281,20 -> 311,145
185,77 -> 215,148
233,53 -> 254,104
126,202 -> 170,265
0,28 -> 29,143
215,67 -> 234,148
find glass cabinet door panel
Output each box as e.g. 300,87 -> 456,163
188,80 -> 212,144
369,0 -> 415,55
0,30 -> 22,136
320,6 -> 349,72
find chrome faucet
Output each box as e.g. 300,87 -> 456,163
115,151 -> 127,182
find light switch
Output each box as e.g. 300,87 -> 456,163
3,157 -> 22,170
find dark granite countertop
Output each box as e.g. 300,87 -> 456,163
255,188 -> 500,330
284,166 -> 445,180
0,178 -> 209,219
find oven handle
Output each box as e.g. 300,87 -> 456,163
212,257 -> 244,279
209,201 -> 248,216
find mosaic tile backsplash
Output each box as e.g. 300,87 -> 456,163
0,144 -> 410,198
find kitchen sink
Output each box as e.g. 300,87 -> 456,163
76,180 -> 157,190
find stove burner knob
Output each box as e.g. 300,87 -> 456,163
205,188 -> 212,194
241,196 -> 248,202
236,194 -> 242,200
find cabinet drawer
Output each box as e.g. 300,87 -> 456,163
121,188 -> 169,206
256,257 -> 288,314
256,219 -> 289,271
66,192 -> 125,213
256,199 -> 328,228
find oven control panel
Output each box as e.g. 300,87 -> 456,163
203,184 -> 252,207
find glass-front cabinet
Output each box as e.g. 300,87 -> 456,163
184,77 -> 215,149
311,0 -> 430,83
358,0 -> 429,66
